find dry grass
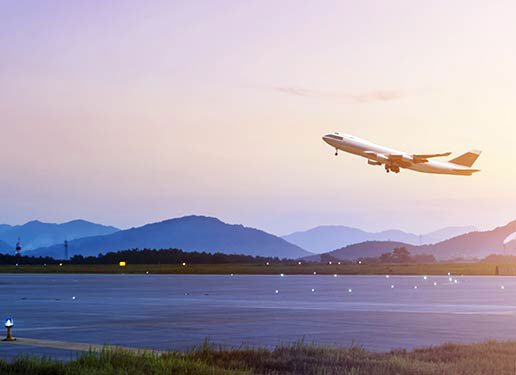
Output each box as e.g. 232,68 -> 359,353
3,340 -> 516,374
0,262 -> 507,275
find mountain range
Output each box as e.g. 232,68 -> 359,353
29,216 -> 311,259
0,220 -> 119,250
313,220 -> 516,261
1,215 -> 514,261
282,225 -> 477,254
0,239 -> 11,252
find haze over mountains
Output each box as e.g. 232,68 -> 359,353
1,215 -> 514,261
315,220 -> 516,261
283,225 -> 477,254
0,240 -> 11,252
29,216 -> 311,259
0,220 -> 119,251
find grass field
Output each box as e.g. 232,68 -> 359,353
3,340 -> 516,374
0,262 -> 512,275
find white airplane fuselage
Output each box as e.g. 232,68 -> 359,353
322,133 -> 480,176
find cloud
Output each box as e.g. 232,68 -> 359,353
348,90 -> 405,102
272,86 -> 406,103
272,87 -> 319,98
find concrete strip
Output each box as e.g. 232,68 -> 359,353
0,337 -> 165,355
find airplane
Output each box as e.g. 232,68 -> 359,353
322,132 -> 481,176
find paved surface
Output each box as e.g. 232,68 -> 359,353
0,337 -> 164,354
3,273 -> 516,360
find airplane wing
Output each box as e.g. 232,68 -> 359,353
412,152 -> 451,163
363,151 -> 387,161
363,151 -> 408,165
413,152 -> 452,159
364,151 -> 447,167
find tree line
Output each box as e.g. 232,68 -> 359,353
0,253 -> 56,265
0,247 -> 439,265
0,248 -> 294,265
321,247 -> 437,264
69,248 -> 293,264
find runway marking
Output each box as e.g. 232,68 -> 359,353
0,337 -> 164,355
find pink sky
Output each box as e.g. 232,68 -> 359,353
1,1 -> 515,234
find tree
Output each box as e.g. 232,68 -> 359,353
392,247 -> 411,263
379,252 -> 393,263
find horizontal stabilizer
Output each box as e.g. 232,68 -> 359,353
449,150 -> 482,167
451,169 -> 481,176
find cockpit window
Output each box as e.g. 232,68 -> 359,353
326,134 -> 343,140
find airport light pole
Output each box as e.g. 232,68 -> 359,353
3,318 -> 15,341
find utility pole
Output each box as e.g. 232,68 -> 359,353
15,238 -> 22,257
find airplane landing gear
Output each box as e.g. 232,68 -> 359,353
335,149 -> 338,156
385,165 -> 400,174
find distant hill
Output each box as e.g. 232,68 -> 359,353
315,221 -> 516,261
29,216 -> 312,259
424,226 -> 478,244
305,241 -> 417,262
0,224 -> 12,234
416,220 -> 516,259
0,220 -> 120,251
0,239 -> 12,253
283,225 -> 476,253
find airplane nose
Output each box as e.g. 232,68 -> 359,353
322,135 -> 335,145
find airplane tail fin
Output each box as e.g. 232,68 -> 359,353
449,150 -> 482,167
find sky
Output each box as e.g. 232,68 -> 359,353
1,0 -> 515,235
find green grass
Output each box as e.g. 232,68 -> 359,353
4,340 -> 516,374
0,262 -> 509,275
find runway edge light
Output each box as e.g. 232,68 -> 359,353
3,317 -> 15,341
